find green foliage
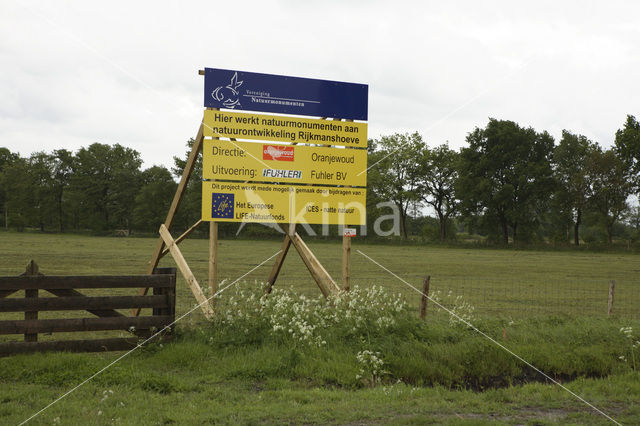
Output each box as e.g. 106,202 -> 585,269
71,143 -> 142,231
552,131 -> 598,245
368,132 -> 426,239
587,148 -> 632,243
4,304 -> 634,396
170,138 -> 202,234
457,119 -> 555,245
2,353 -> 639,424
132,166 -> 177,232
614,114 -> 640,191
421,216 -> 457,242
419,144 -> 459,241
203,283 -> 636,389
215,283 -> 408,349
619,326 -> 640,370
1,114 -> 639,245
0,147 -> 19,228
1,157 -> 35,231
49,149 -> 74,232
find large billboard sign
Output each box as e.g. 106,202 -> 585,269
201,68 -> 368,225
204,68 -> 368,120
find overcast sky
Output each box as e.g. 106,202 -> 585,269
1,1 -> 638,169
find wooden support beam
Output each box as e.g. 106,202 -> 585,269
133,122 -> 205,316
288,231 -> 339,297
265,225 -> 294,293
146,123 -> 204,276
159,224 -> 214,319
0,290 -> 17,298
158,219 -> 203,260
209,221 -> 218,305
46,289 -> 125,318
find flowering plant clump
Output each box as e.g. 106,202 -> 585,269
619,326 -> 639,370
429,289 -> 475,327
356,350 -> 388,386
216,282 -> 408,348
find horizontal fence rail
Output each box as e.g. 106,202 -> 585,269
0,261 -> 176,356
0,275 -> 175,291
0,295 -> 169,313
0,316 -> 174,335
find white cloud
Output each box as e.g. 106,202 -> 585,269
0,0 -> 638,169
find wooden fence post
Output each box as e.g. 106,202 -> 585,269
24,260 -> 39,342
153,267 -> 177,333
607,280 -> 615,317
342,229 -> 351,291
420,275 -> 430,319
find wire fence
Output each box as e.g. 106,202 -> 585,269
421,278 -> 639,320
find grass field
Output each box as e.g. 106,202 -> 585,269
1,231 -> 638,319
1,231 -> 639,424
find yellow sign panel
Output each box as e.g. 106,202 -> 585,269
203,110 -> 368,147
201,181 -> 366,225
202,139 -> 367,186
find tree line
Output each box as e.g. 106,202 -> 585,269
368,115 -> 640,244
1,115 -> 639,245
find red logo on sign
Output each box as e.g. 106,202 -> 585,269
263,145 -> 294,161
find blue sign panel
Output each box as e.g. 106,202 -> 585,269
204,68 -> 368,120
211,193 -> 234,219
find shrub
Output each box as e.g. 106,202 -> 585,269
216,283 -> 408,348
200,282 -> 637,389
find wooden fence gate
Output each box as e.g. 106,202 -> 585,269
0,261 -> 176,356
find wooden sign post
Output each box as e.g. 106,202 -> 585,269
342,228 -> 356,291
209,221 -> 218,305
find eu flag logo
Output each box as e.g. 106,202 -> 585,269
211,193 -> 234,219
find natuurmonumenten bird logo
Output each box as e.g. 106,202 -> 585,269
211,72 -> 243,109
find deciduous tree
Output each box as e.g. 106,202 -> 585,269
419,144 -> 459,241
552,131 -> 598,245
368,133 -> 425,240
0,148 -> 20,229
457,119 -> 555,245
71,143 -> 142,231
133,166 -> 177,232
614,115 -> 640,193
587,148 -> 632,244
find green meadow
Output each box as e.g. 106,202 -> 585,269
1,232 -> 639,424
1,232 -> 637,319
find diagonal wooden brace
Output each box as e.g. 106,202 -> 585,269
266,224 -> 339,298
158,224 -> 214,320
132,122 -> 204,316
265,225 -> 294,293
